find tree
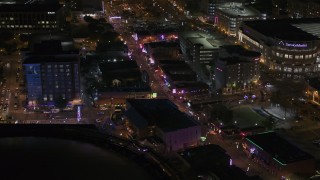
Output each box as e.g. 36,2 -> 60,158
55,95 -> 68,109
19,34 -> 29,42
270,90 -> 294,119
83,16 -> 95,23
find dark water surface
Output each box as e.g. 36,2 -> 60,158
0,137 -> 155,180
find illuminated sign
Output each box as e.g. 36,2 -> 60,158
47,12 -> 55,14
285,42 -> 307,48
278,41 -> 308,48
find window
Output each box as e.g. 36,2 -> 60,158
285,54 -> 288,58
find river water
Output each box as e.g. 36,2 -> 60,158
0,137 -> 155,180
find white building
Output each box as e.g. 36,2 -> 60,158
215,2 -> 264,36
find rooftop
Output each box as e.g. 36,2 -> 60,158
219,57 -> 252,65
160,61 -> 197,82
179,31 -> 226,49
145,41 -> 180,49
217,2 -> 261,17
242,18 -> 320,41
97,61 -> 150,92
246,132 -> 314,165
221,45 -> 261,57
23,55 -> 79,64
174,82 -> 209,89
125,99 -> 200,132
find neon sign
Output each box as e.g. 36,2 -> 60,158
285,42 -> 307,48
278,41 -> 308,48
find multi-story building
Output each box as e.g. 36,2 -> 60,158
179,31 -> 224,65
288,0 -> 320,18
215,45 -> 261,93
215,2 -> 264,36
0,3 -> 64,32
157,60 -> 210,100
239,18 -> 320,79
125,99 -> 201,151
244,132 -> 315,179
200,0 -> 220,22
272,0 -> 289,18
271,0 -> 320,18
143,41 -> 181,65
22,39 -> 80,106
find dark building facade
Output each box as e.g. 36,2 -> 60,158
23,55 -> 80,105
0,3 -> 64,32
22,39 -> 80,106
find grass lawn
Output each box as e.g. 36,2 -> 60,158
232,106 -> 266,128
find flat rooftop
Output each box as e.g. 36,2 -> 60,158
221,45 -> 261,57
217,2 -> 261,17
180,31 -> 226,49
126,99 -> 200,132
174,82 -> 209,89
145,41 -> 180,49
219,57 -> 251,65
246,132 -> 314,165
242,18 -> 320,41
99,61 -> 141,80
23,55 -> 78,64
160,61 -> 197,81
